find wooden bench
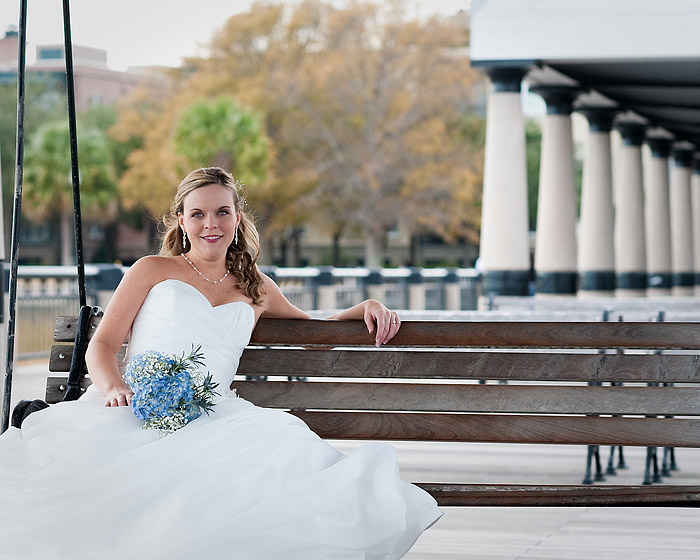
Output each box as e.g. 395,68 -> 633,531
48,316 -> 700,507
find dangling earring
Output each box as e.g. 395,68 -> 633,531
182,228 -> 188,249
234,227 -> 239,245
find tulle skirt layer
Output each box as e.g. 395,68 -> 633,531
0,387 -> 441,560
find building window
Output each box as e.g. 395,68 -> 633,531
89,94 -> 103,106
88,223 -> 104,240
38,48 -> 63,60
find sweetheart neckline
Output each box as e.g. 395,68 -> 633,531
153,278 -> 256,314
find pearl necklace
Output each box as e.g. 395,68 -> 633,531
181,253 -> 231,284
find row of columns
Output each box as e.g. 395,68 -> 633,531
480,68 -> 700,297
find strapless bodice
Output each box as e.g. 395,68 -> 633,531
125,279 -> 255,395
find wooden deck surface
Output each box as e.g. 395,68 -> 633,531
7,360 -> 700,560
334,440 -> 700,560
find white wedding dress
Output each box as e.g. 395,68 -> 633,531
0,279 -> 442,560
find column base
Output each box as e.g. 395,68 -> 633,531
673,271 -> 694,297
536,272 -> 577,294
482,270 -> 531,296
647,287 -> 672,296
579,271 -> 615,292
647,273 -> 672,289
673,286 -> 695,297
673,272 -> 695,287
616,272 -> 647,290
578,290 -> 615,298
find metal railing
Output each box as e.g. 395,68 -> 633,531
6,264 -> 483,358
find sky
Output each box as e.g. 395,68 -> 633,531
0,0 -> 470,71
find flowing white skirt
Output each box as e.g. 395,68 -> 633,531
0,387 -> 441,560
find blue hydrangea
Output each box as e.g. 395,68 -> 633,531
123,346 -> 219,435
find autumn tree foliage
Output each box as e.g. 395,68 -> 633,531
112,0 -> 484,266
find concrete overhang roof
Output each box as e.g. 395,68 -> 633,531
470,0 -> 700,149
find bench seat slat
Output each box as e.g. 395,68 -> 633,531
232,381 -> 700,416
239,348 -> 700,383
251,319 -> 700,349
417,484 -> 700,507
289,411 -> 700,447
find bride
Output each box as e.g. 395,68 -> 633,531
0,167 -> 441,559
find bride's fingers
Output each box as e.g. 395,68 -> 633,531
374,312 -> 400,346
380,314 -> 401,345
105,390 -> 133,407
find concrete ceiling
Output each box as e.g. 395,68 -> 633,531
539,59 -> 700,147
470,0 -> 700,150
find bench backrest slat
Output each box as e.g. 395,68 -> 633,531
232,381 -> 700,417
53,315 -> 700,349
251,319 -> 700,349
49,344 -> 126,374
54,315 -> 100,342
238,348 -> 700,384
290,411 -> 700,447
45,376 -> 92,403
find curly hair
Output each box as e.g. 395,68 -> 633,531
160,167 -> 265,304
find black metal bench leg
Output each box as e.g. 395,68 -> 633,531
583,445 -> 601,484
661,447 -> 672,477
605,445 -> 617,475
652,447 -> 662,483
583,375 -> 606,484
669,447 -> 679,471
643,447 -> 654,485
643,447 -> 663,485
616,446 -> 627,469
594,446 -> 605,481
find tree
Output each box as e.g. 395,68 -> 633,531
174,96 -> 269,189
112,1 -> 484,266
0,77 -> 68,256
269,3 -> 481,265
23,121 -> 117,264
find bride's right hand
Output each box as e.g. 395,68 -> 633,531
105,384 -> 133,407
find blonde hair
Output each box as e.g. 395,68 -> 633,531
161,167 -> 265,304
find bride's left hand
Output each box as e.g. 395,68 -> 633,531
104,384 -> 134,408
363,300 -> 401,346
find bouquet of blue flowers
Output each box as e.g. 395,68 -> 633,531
123,345 -> 219,435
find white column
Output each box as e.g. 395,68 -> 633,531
693,159 -> 700,295
643,137 -> 673,295
670,148 -> 695,296
577,107 -> 617,296
479,67 -> 530,296
613,121 -> 647,296
531,86 -> 579,295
